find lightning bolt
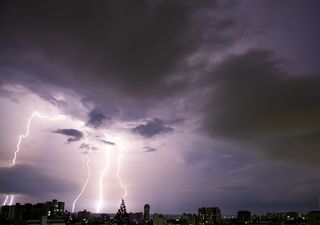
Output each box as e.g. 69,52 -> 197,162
96,148 -> 111,213
2,196 -> 8,206
116,150 -> 128,200
8,195 -> 14,205
3,111 -> 64,206
72,143 -> 92,213
11,111 -> 64,167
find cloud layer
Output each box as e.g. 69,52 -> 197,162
201,49 -> 320,166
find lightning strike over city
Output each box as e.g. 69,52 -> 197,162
2,196 -> 8,206
71,142 -> 92,213
1,1 -> 320,221
116,146 -> 128,200
96,147 -> 111,213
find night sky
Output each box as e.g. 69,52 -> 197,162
1,1 -> 320,215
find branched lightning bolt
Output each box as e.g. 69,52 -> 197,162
116,150 -> 128,200
72,143 -> 92,213
11,111 -> 64,167
3,111 -> 64,206
96,148 -> 111,213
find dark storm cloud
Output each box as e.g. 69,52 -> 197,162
202,49 -> 320,166
0,164 -> 75,196
0,0 -> 236,117
52,129 -> 84,143
87,110 -> 109,128
132,118 -> 174,138
0,0 -> 196,94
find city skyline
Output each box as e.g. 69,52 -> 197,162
0,1 -> 320,215
0,198 -> 316,217
2,198 -> 317,225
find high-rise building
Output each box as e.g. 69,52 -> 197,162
46,199 -> 64,219
181,213 -> 197,225
237,210 -> 251,224
144,204 -> 150,221
198,207 -> 221,225
77,209 -> 91,223
153,213 -> 167,225
0,200 -> 65,225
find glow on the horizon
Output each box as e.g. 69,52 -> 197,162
72,143 -> 92,213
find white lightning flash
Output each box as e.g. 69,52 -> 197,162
3,111 -> 64,206
96,148 -> 111,213
11,111 -> 65,167
2,196 -> 8,206
116,150 -> 128,200
72,143 -> 92,213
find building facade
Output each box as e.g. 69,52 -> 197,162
198,207 -> 221,225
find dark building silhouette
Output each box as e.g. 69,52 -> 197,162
308,211 -> 320,225
237,210 -> 251,224
180,213 -> 197,225
77,209 -> 91,223
0,199 -> 65,225
129,212 -> 143,224
46,199 -> 64,219
198,207 -> 221,225
144,204 -> 150,222
153,213 -> 167,225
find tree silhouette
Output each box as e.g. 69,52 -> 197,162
114,199 -> 129,225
